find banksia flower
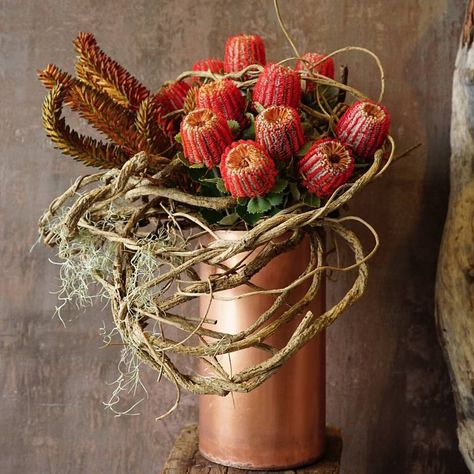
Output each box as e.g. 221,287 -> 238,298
253,64 -> 301,109
335,99 -> 391,158
196,79 -> 245,126
180,108 -> 233,168
296,52 -> 335,92
154,81 -> 190,136
192,58 -> 224,79
220,140 -> 277,198
298,138 -> 354,198
224,34 -> 266,73
255,106 -> 304,161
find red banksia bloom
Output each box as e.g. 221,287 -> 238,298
180,108 -> 233,168
255,106 -> 304,161
154,81 -> 190,136
335,99 -> 391,158
192,58 -> 224,81
298,138 -> 354,198
253,63 -> 301,109
296,52 -> 335,92
220,140 -> 277,198
224,34 -> 266,73
196,79 -> 245,125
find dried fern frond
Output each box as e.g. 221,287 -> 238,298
74,32 -> 150,111
42,85 -> 129,169
38,64 -> 141,154
135,96 -> 173,156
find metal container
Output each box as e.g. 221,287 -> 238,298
198,231 -> 326,470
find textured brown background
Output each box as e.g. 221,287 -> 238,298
0,0 -> 469,473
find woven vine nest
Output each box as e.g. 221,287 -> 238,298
37,12 -> 414,417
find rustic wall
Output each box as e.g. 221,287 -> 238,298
0,0 -> 468,472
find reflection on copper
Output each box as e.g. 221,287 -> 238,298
198,232 -> 326,470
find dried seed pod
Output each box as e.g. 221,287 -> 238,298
220,140 -> 277,198
295,52 -> 335,92
298,138 -> 354,198
224,34 -> 266,73
196,79 -> 245,126
180,108 -> 233,168
255,105 -> 304,161
335,99 -> 391,158
154,81 -> 190,136
253,63 -> 301,109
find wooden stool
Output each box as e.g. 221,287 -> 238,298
163,425 -> 342,473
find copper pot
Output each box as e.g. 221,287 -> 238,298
198,231 -> 326,470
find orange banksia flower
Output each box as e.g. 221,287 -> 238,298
255,105 -> 304,162
224,34 -> 266,73
180,108 -> 233,168
296,52 -> 335,92
335,99 -> 391,158
253,63 -> 301,109
220,140 -> 277,198
196,79 -> 245,126
154,81 -> 190,136
298,138 -> 354,198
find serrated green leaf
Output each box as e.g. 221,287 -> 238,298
303,193 -> 321,208
270,179 -> 288,194
227,119 -> 240,134
236,205 -> 262,226
174,132 -> 182,144
266,192 -> 284,206
247,196 -> 272,214
297,141 -> 314,157
218,213 -> 240,226
190,162 -> 205,169
176,151 -> 190,167
289,182 -> 301,201
237,197 -> 249,206
200,177 -> 228,195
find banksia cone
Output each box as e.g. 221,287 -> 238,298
220,140 -> 277,198
335,99 -> 391,158
255,106 -> 304,161
180,108 -> 233,168
192,58 -> 224,77
298,138 -> 354,198
253,64 -> 301,109
224,34 -> 266,73
196,79 -> 245,125
296,52 -> 335,92
154,81 -> 190,136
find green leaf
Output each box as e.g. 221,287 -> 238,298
199,177 -> 228,195
253,102 -> 265,114
236,205 -> 262,226
247,196 -> 272,214
303,193 -> 321,208
242,112 -> 256,139
216,179 -> 227,194
237,197 -> 249,206
266,192 -> 284,206
174,132 -> 182,144
176,151 -> 190,167
289,182 -> 301,201
270,179 -> 288,194
218,213 -> 240,226
190,162 -> 205,169
227,120 -> 240,134
297,141 -> 314,157
200,209 -> 225,224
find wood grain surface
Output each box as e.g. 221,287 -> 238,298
0,0 -> 469,472
162,425 -> 341,473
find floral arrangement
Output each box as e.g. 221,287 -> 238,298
38,4 -> 410,417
